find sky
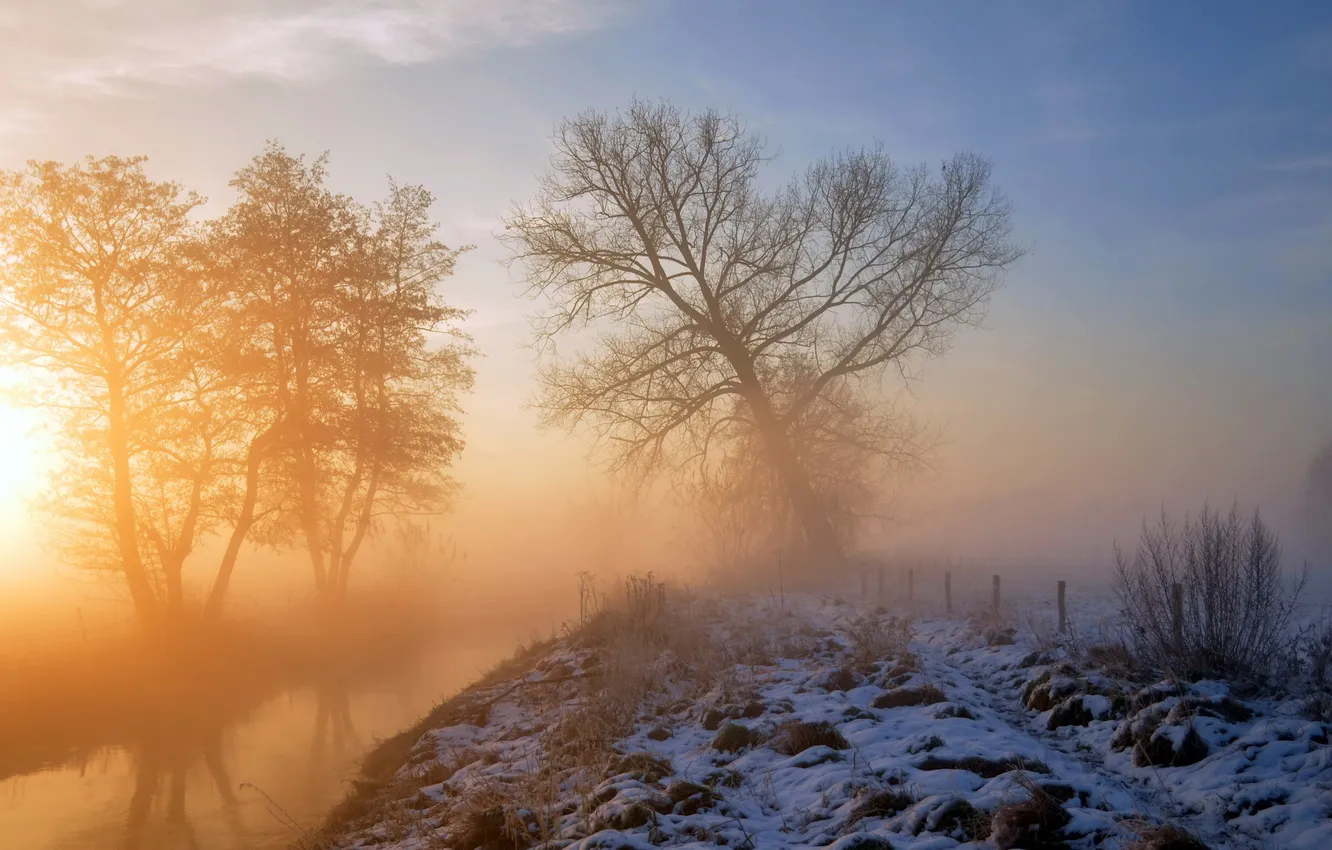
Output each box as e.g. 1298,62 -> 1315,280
0,0 -> 1329,584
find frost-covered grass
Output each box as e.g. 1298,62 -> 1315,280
309,587 -> 1332,850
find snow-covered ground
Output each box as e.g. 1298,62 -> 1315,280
311,588 -> 1332,850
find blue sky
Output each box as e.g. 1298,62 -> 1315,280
1,0 -> 1329,569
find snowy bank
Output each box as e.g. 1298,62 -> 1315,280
307,590 -> 1331,850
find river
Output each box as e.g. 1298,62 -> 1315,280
0,635 -> 517,850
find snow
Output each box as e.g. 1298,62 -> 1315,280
321,590 -> 1332,850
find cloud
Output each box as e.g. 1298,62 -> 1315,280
1263,155 -> 1332,172
0,0 -> 623,133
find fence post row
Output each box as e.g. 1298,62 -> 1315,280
944,571 -> 952,614
1057,580 -> 1067,634
992,574 -> 1001,613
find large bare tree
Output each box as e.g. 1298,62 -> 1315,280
505,101 -> 1022,561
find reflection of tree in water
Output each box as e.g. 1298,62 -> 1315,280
122,729 -> 245,850
309,677 -> 358,780
119,679 -> 360,850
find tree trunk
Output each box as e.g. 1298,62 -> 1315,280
163,555 -> 184,620
336,465 -> 382,597
756,416 -> 843,563
107,378 -> 158,625
731,363 -> 842,565
203,426 -> 276,620
292,330 -> 328,599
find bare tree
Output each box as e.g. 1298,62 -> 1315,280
505,101 -> 1021,561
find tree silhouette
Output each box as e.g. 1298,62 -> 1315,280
506,101 -> 1020,563
0,157 -> 204,624
212,144 -> 472,604
0,147 -> 473,621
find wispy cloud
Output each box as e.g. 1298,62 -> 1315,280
0,0 -> 623,133
1263,154 -> 1332,172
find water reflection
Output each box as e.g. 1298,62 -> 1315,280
308,678 -> 358,788
0,641 -> 510,850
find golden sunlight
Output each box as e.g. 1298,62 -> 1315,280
0,372 -> 46,527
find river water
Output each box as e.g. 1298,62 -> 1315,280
0,637 -> 516,850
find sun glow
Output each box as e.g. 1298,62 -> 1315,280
0,371 -> 49,535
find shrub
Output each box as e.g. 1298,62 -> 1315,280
1114,502 -> 1304,681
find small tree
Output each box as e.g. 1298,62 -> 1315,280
1114,502 -> 1305,681
505,101 -> 1021,565
323,179 -> 473,598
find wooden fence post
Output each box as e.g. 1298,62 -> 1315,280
944,571 -> 952,615
1057,580 -> 1067,633
992,574 -> 1001,613
860,570 -> 867,599
908,568 -> 915,604
1171,582 -> 1184,648
877,566 -> 884,601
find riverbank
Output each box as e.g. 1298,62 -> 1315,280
307,586 -> 1332,850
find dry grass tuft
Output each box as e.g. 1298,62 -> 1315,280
845,612 -> 913,664
609,752 -> 673,783
1123,821 -> 1211,850
711,722 -> 760,752
846,787 -> 916,826
990,774 -> 1071,849
872,684 -> 946,709
916,755 -> 1051,779
768,720 -> 848,755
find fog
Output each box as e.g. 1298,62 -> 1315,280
1,4 -> 1330,848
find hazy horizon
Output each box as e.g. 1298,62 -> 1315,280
1,0 -> 1330,604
